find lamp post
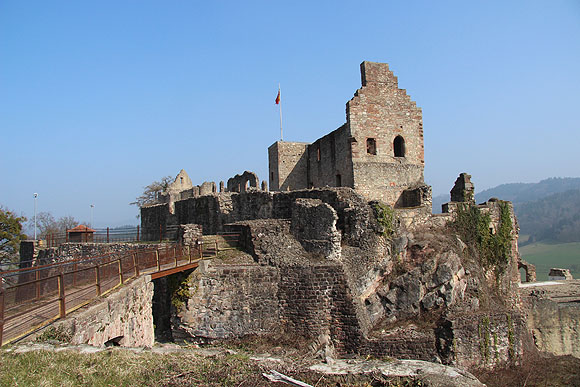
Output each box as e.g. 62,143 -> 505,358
90,204 -> 94,228
33,193 -> 38,241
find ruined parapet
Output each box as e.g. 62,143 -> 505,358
178,224 -> 203,248
518,258 -> 537,283
227,171 -> 260,193
219,181 -> 225,192
166,169 -> 194,214
199,181 -> 217,196
549,268 -> 573,281
442,173 -> 475,213
290,198 -> 341,261
395,184 -> 432,210
450,173 -> 474,203
261,180 -> 268,192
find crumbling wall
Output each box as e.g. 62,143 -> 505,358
290,199 -> 341,260
227,171 -> 260,193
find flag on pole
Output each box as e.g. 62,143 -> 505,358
275,88 -> 280,104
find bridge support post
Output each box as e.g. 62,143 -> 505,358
133,253 -> 139,277
35,270 -> 41,300
95,266 -> 101,296
174,246 -> 178,267
57,273 -> 66,319
118,259 -> 124,285
156,250 -> 160,272
187,245 -> 192,264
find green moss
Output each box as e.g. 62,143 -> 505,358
35,326 -> 72,343
450,202 -> 513,273
168,272 -> 194,310
507,313 -> 515,359
479,316 -> 492,363
372,202 -> 395,237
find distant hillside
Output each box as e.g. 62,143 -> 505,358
474,177 -> 580,205
432,177 -> 580,214
516,189 -> 580,243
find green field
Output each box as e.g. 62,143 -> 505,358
519,241 -> 580,281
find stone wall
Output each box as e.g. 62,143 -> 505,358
290,199 -> 341,261
307,125 -> 354,190
144,187 -> 377,241
525,296 -> 580,358
34,242 -> 171,263
451,313 -> 527,369
268,141 -> 309,191
227,171 -> 260,193
278,263 -> 362,354
140,203 -> 175,241
35,275 -> 155,347
174,263 -> 280,340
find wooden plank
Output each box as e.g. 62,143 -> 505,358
150,262 -> 199,280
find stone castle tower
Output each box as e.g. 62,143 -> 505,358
268,61 -> 426,206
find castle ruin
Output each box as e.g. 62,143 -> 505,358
133,62 -> 573,369
269,61 -> 427,208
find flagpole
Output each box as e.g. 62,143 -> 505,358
278,84 -> 283,141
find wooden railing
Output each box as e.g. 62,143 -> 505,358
0,233 -> 240,346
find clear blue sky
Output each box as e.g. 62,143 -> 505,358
1,1 -> 579,228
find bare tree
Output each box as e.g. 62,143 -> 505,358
27,212 -> 80,238
131,176 -> 173,207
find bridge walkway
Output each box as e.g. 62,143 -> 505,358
0,233 -> 239,346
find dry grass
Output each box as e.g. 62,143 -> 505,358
474,353 -> 580,387
0,346 -> 420,387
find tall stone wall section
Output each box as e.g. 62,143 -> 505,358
175,263 -> 280,339
268,141 -> 309,191
307,124 -> 354,190
278,263 -> 362,354
347,61 -> 424,205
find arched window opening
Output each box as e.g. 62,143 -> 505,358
366,138 -> 377,155
520,268 -> 528,283
394,136 -> 405,157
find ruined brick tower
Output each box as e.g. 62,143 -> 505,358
268,61 -> 426,206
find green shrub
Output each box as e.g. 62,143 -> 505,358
450,202 -> 513,272
372,202 -> 395,237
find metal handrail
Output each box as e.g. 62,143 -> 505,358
0,234 -> 239,347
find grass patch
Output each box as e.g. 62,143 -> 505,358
0,347 -> 422,386
519,242 -> 580,281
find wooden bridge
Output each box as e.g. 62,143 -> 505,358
0,234 -> 239,347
